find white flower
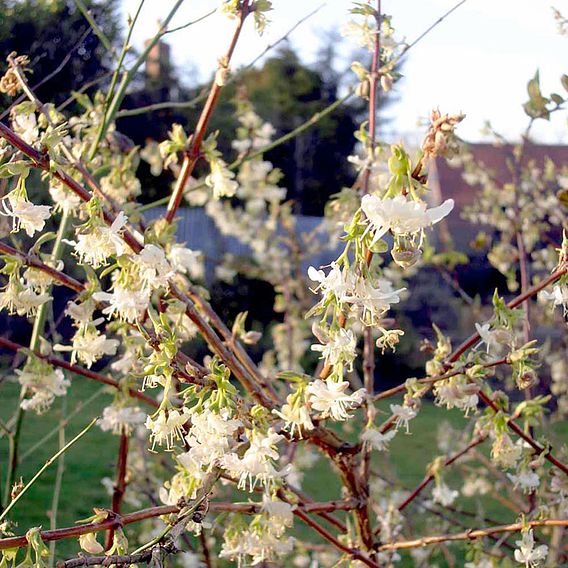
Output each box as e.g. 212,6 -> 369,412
346,277 -> 405,323
49,180 -> 82,213
178,410 -> 242,474
491,433 -> 522,469
432,482 -> 458,506
390,404 -> 417,433
93,285 -> 150,323
54,328 -> 119,368
12,112 -> 39,145
435,377 -> 479,416
474,322 -> 503,355
514,529 -> 548,567
361,427 -> 396,451
261,494 -> 294,536
0,192 -> 51,237
206,160 -> 238,199
341,20 -> 375,51
69,212 -> 129,267
17,364 -> 70,414
272,395 -> 314,439
0,281 -> 50,316
361,194 -> 454,243
308,262 -> 355,304
541,283 -> 568,316
220,428 -> 288,491
145,408 -> 191,451
307,378 -> 365,421
134,244 -> 173,290
310,328 -> 357,369
169,245 -> 205,280
78,532 -> 104,554
508,471 -> 540,493
98,405 -> 145,436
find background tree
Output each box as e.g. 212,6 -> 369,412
0,0 -> 121,108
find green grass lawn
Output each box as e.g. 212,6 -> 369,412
1,374 -> 567,566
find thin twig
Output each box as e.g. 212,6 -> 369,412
378,518 -> 568,551
0,418 -> 97,524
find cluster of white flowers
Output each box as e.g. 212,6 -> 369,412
361,194 -> 454,244
145,407 -> 191,451
98,404 -> 145,435
306,378 -> 365,421
68,211 -> 129,268
16,359 -> 70,414
206,159 -> 238,200
0,275 -> 51,317
0,190 -> 51,238
220,498 -> 295,566
308,262 -> 405,324
220,428 -> 290,492
54,299 -> 119,368
514,529 -> 548,567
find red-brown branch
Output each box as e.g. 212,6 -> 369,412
0,241 -> 84,293
448,266 -> 567,363
479,391 -> 568,476
397,435 -> 486,511
0,500 -> 360,551
164,1 -> 251,223
0,336 -> 157,408
378,518 -> 568,551
105,433 -> 129,549
293,509 -> 380,568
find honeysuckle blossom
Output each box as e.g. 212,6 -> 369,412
0,280 -> 50,316
310,328 -> 357,369
361,194 -> 454,243
0,192 -> 51,237
134,244 -> 173,290
432,482 -> 459,506
261,495 -> 295,536
390,403 -> 418,433
12,112 -> 39,145
169,244 -> 205,280
272,394 -> 314,438
307,378 -> 365,421
220,428 -> 288,491
435,377 -> 479,415
508,470 -> 540,493
220,525 -> 294,566
514,529 -> 548,567
206,159 -> 238,199
98,405 -> 146,436
78,532 -> 104,555
93,285 -> 150,323
491,432 -> 522,469
308,262 -> 355,304
17,364 -> 70,414
346,277 -> 405,323
178,410 -> 242,474
49,179 -> 82,213
361,427 -> 396,451
474,322 -> 508,355
68,211 -> 129,267
54,328 -> 119,368
541,283 -> 568,316
145,407 -> 191,451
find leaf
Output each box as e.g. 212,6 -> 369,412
0,160 -> 31,178
561,74 -> 568,92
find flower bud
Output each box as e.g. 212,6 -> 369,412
356,79 -> 370,99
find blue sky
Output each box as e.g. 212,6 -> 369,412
121,0 -> 568,144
